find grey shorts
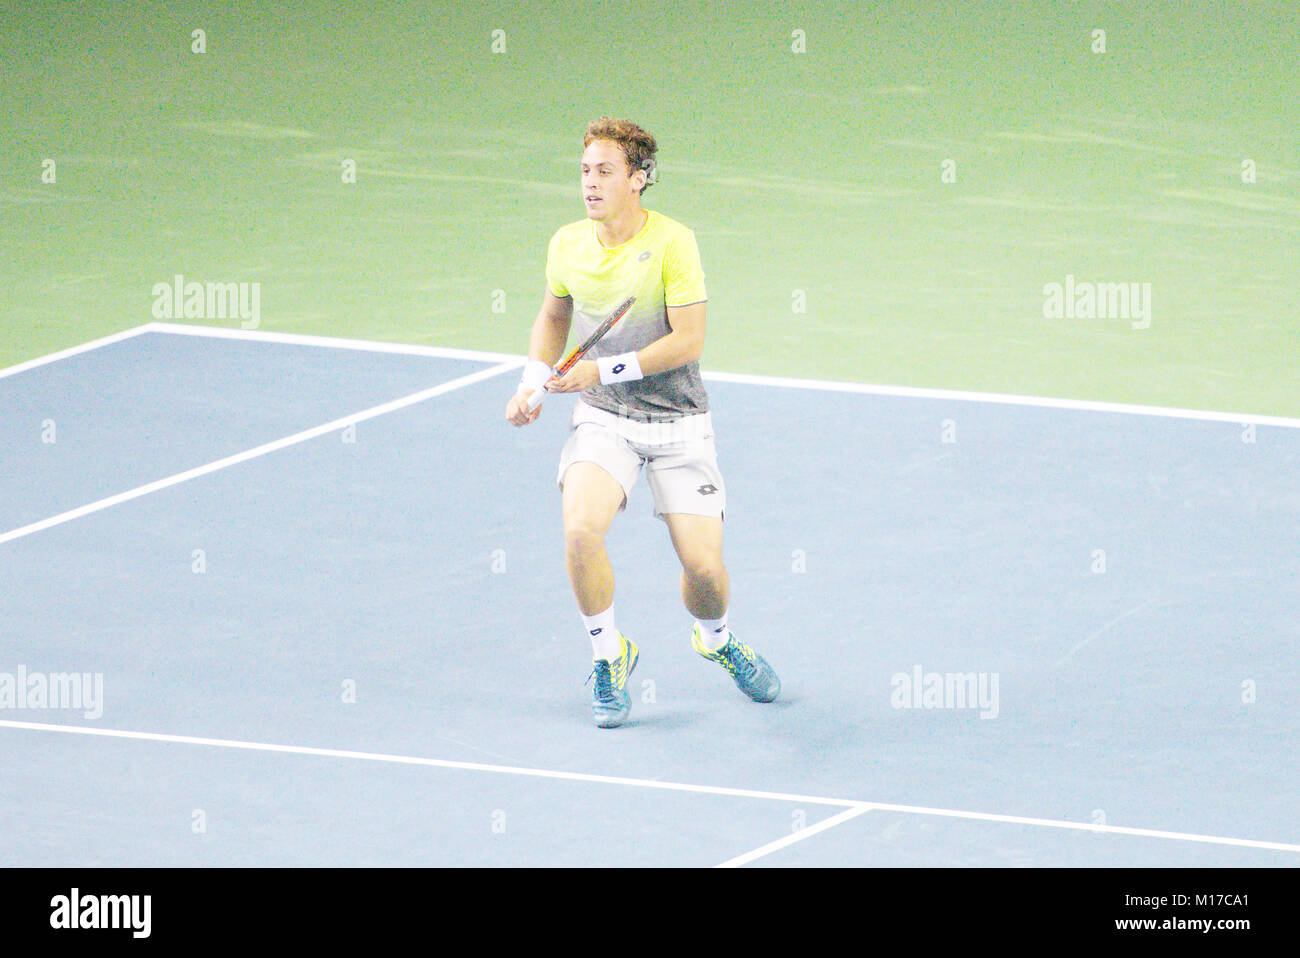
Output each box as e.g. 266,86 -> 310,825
556,400 -> 725,521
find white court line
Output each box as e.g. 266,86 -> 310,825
716,806 -> 873,868
146,323 -> 1300,428
3,719 -> 1298,857
5,323 -> 1297,429
849,800 -> 1300,854
0,323 -> 154,381
147,321 -> 521,365
703,370 -> 1300,429
0,719 -> 860,809
0,360 -> 521,546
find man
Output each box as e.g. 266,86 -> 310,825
505,116 -> 779,728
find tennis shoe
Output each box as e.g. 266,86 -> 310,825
692,626 -> 780,703
586,633 -> 639,728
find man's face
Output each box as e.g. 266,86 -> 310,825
581,138 -> 642,220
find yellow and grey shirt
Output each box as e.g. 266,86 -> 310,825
545,209 -> 708,420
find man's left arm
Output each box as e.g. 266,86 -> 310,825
633,301 -> 705,375
547,302 -> 705,391
626,228 -> 708,378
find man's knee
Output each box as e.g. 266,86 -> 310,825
564,521 -> 607,564
680,552 -> 725,584
561,464 -> 625,558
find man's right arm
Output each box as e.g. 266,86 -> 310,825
527,288 -> 573,369
505,288 -> 573,426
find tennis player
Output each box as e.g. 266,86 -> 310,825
505,116 -> 780,728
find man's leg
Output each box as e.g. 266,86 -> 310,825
563,460 -> 640,727
665,511 -> 780,703
561,461 -> 626,616
663,513 -> 729,620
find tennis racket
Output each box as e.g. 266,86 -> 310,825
526,294 -> 635,411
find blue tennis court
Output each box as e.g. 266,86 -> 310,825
1,325 -> 1297,866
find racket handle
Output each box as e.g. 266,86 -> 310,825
525,385 -> 548,411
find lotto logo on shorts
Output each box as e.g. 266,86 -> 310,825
697,484 -> 718,496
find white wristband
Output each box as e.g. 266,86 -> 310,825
597,352 -> 643,385
519,359 -> 553,392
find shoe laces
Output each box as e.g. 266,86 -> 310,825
586,659 -> 618,703
717,639 -> 758,679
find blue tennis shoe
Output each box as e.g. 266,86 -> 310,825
587,633 -> 639,728
691,626 -> 781,703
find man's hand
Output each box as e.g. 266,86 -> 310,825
546,360 -> 600,394
505,387 -> 544,427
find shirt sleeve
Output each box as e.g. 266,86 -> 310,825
663,228 -> 707,307
544,230 -> 569,298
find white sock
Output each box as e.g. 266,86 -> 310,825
582,605 -> 622,661
696,609 -> 730,651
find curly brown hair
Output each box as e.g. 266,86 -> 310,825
583,116 -> 657,194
